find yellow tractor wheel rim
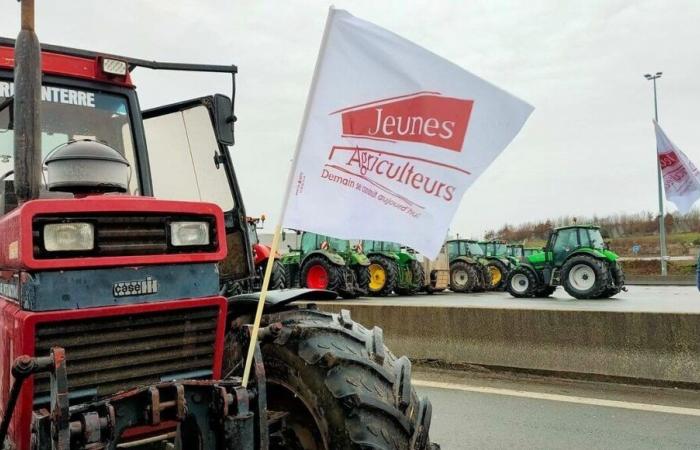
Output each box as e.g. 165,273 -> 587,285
489,266 -> 502,285
368,263 -> 387,291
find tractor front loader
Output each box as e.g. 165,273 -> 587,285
506,225 -> 626,299
0,3 -> 437,449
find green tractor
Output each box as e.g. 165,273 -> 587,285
506,225 -> 626,299
363,240 -> 425,296
280,231 -> 368,298
445,239 -> 492,292
479,240 -> 516,290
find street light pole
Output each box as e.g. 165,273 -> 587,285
645,72 -> 668,276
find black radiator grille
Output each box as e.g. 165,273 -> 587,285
33,306 -> 219,404
32,214 -> 216,258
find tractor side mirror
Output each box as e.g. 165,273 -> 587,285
213,94 -> 235,146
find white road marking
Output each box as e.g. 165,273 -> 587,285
413,380 -> 700,417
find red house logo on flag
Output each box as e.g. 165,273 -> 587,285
335,92 -> 474,152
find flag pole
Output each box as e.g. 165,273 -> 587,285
241,6 -> 337,388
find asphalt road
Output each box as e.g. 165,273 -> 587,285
415,368 -> 700,449
320,285 -> 700,313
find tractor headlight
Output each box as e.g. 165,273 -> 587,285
170,221 -> 210,247
43,223 -> 95,252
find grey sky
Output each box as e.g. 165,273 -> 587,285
2,0 -> 699,238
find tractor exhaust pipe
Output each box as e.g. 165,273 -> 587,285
13,0 -> 42,203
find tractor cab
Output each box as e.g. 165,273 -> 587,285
506,225 -> 625,299
507,244 -> 524,259
523,247 -> 543,258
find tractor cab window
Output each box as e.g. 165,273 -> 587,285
300,233 -> 318,254
143,104 -> 234,211
512,246 -> 523,258
328,238 -> 348,252
494,243 -> 508,256
0,81 -> 139,199
446,241 -> 458,259
587,229 -> 605,249
578,229 -> 591,248
467,242 -> 483,256
552,229 -> 578,262
384,242 -> 401,252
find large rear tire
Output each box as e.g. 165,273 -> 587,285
506,266 -> 538,298
261,307 -> 437,450
301,255 -> 343,294
268,259 -> 289,290
354,265 -> 371,296
367,255 -> 398,297
561,255 -> 610,299
449,261 -> 477,293
398,260 -> 424,295
486,260 -> 508,291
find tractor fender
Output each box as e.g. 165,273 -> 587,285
303,249 -> 346,266
352,253 -> 371,266
451,256 -> 477,266
228,288 -> 338,313
252,243 -> 272,266
368,251 -> 399,261
569,249 -> 616,262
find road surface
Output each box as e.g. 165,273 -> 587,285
416,368 -> 700,449
319,285 -> 700,313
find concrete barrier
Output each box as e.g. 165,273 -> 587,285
318,303 -> 700,385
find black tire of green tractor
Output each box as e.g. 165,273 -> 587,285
506,266 -> 538,298
301,255 -> 343,295
449,261 -> 477,293
597,261 -> 625,299
560,255 -> 610,299
269,260 -> 289,290
534,285 -> 557,297
368,255 -> 398,297
486,260 -> 509,291
408,260 -> 425,295
261,307 -> 437,450
355,265 -> 371,295
470,265 -> 484,292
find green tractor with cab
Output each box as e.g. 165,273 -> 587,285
363,240 -> 425,296
280,231 -> 368,298
523,247 -> 544,258
506,225 -> 626,299
445,239 -> 492,292
479,240 -> 516,290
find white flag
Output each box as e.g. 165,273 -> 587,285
654,121 -> 700,214
283,8 -> 533,257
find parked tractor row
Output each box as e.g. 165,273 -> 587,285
250,226 -> 625,301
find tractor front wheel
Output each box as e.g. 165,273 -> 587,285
367,255 -> 398,297
261,307 -> 437,450
354,265 -> 371,296
302,256 -> 342,294
597,261 -> 625,298
398,260 -> 424,295
561,255 -> 610,299
449,261 -> 477,292
506,266 -> 538,298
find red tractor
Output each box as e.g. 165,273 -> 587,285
246,215 -> 288,290
0,2 -> 437,449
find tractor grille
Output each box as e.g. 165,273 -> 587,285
32,214 -> 216,258
33,306 -> 219,405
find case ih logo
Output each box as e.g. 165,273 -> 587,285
333,92 -> 474,152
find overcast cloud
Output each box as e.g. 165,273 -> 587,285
2,0 -> 699,238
